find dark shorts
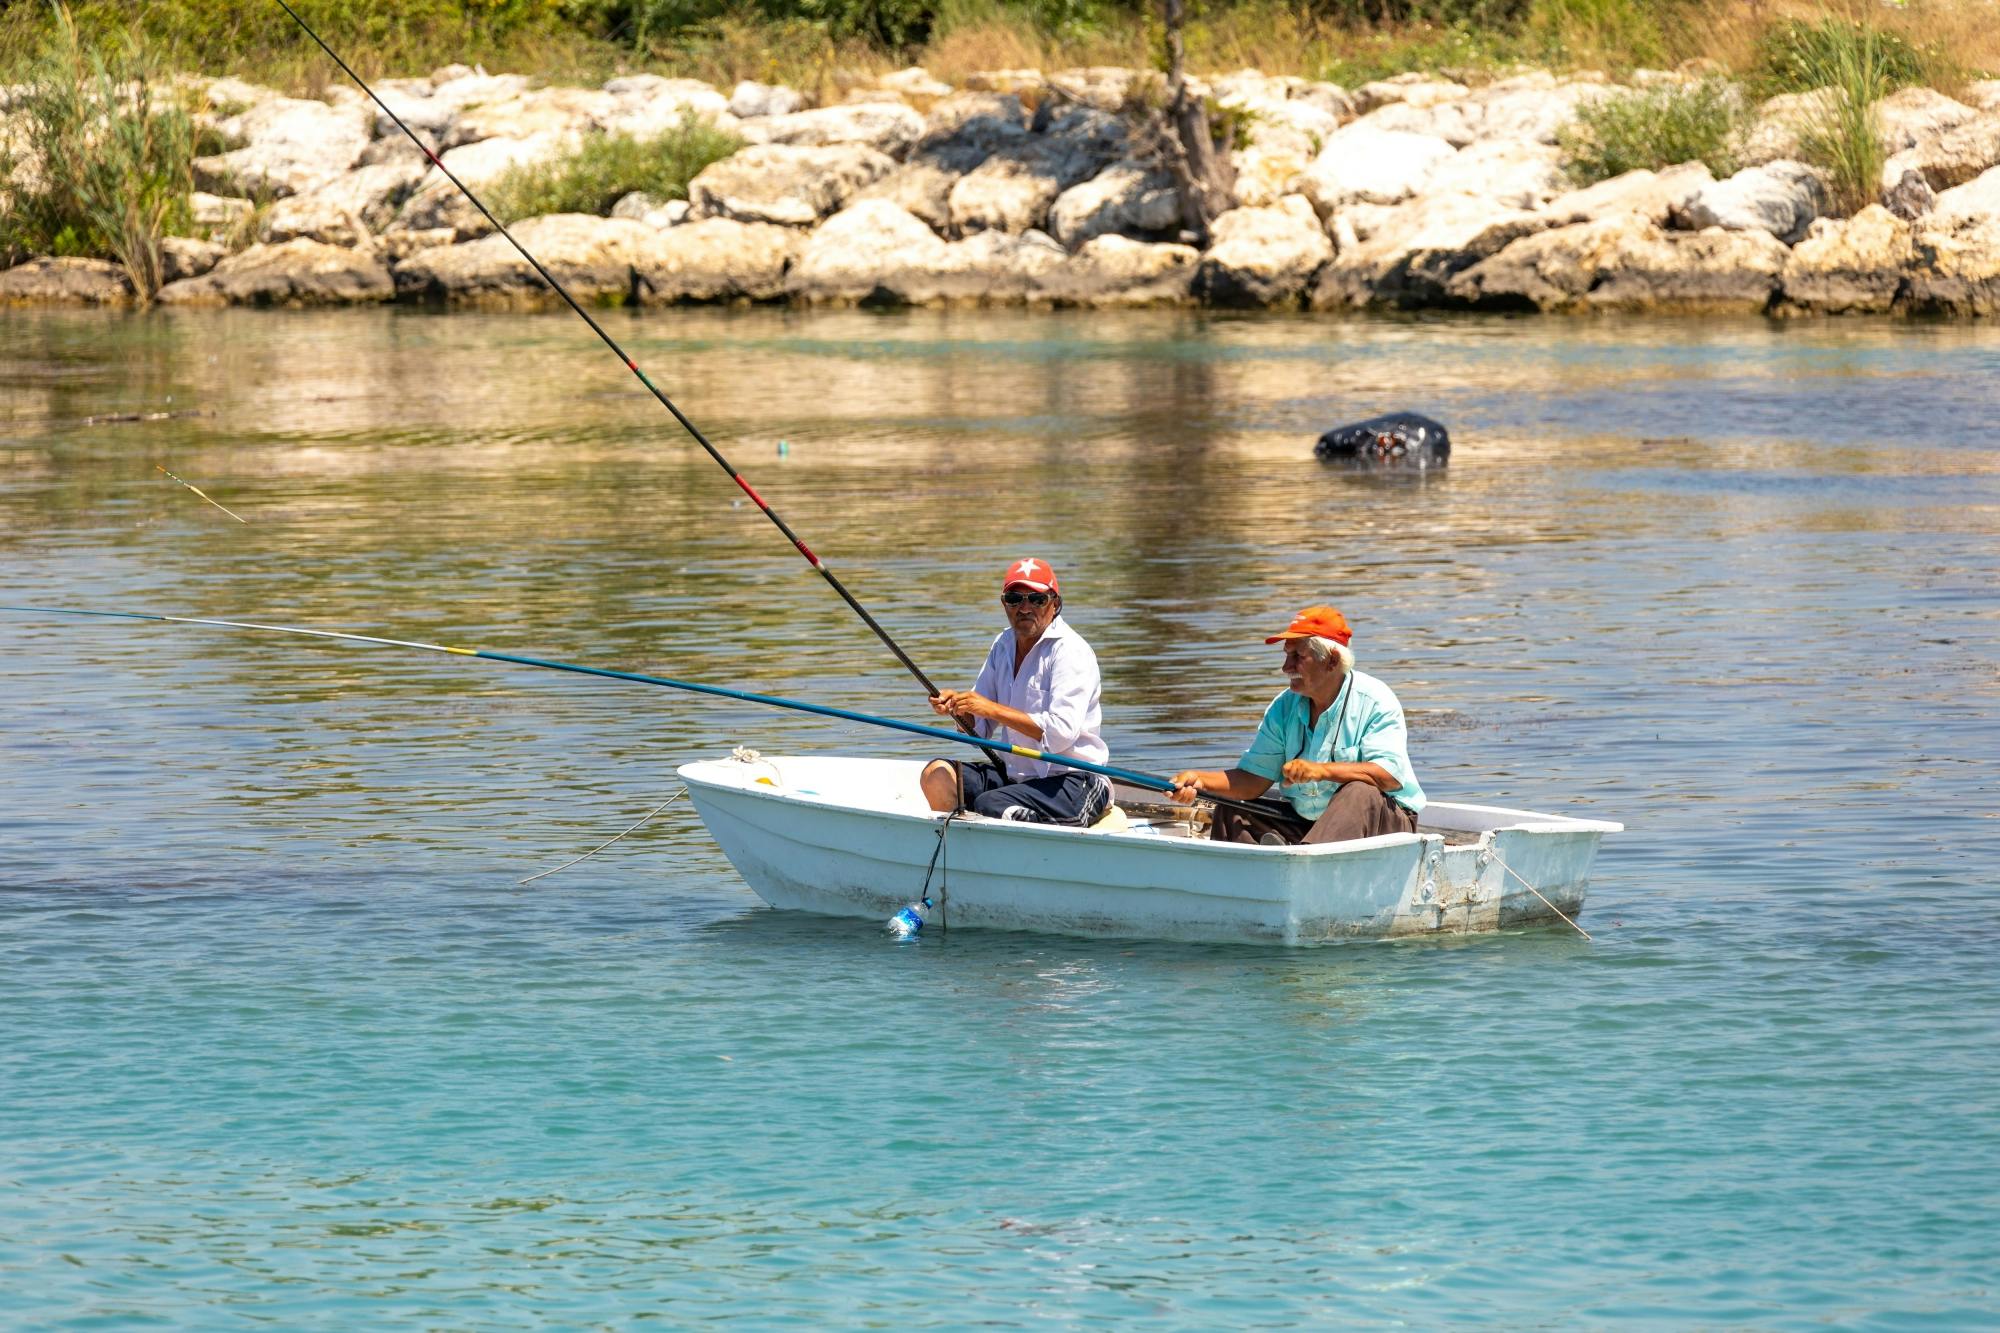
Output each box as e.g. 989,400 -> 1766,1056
951,760 -> 1113,826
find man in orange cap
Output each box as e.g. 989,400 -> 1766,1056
1169,606 -> 1425,844
920,557 -> 1112,825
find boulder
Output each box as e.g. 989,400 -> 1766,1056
750,103 -> 926,158
190,191 -> 256,230
1046,67 -> 1150,112
854,154 -> 978,232
1290,123 -> 1457,218
357,132 -> 435,168
379,228 -> 458,263
1035,235 -> 1199,306
852,92 -> 1031,229
373,71 -> 533,140
1882,169 -> 1936,221
1312,191 -> 1549,308
1776,206 -> 1913,314
1419,139 -> 1566,208
393,132 -> 577,237
1880,110 -> 2000,192
161,237 -> 226,283
1194,195 -> 1333,307
611,192 -> 690,228
1673,160 -> 1826,244
1930,163 -> 2000,231
192,96 -> 374,198
1359,97 -> 1482,147
730,81 -> 805,119
1223,90 -> 1347,208
157,238 -> 392,306
1737,88 -> 1839,167
1352,74 -> 1469,116
0,257 -> 132,304
877,66 -> 955,106
1048,159 -> 1180,249
1964,82 -> 2000,113
920,92 -> 1031,152
1543,162 -> 1714,227
1904,221 -> 2000,315
444,88 -> 617,149
261,160 -> 429,245
899,229 -> 1068,303
1472,80 -> 1616,145
366,83 -> 457,140
948,108 -> 1126,234
601,78 -> 736,138
786,200 -> 948,303
1445,214 -> 1789,312
632,218 -> 801,303
1872,87 -> 1979,154
391,214 -> 657,304
688,143 -> 896,227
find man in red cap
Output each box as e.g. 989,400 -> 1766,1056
920,557 -> 1112,825
1169,605 -> 1426,844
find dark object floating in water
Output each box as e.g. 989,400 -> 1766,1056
1315,412 -> 1450,466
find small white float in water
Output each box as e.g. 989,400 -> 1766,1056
680,753 -> 1621,946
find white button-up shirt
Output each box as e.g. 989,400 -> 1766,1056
968,615 -> 1109,780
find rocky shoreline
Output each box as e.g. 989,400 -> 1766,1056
5,62 -> 1999,316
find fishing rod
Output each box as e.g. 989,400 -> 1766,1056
270,0 -> 957,718
2,605 -> 1266,812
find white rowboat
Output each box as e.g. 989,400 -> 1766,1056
680,753 -> 1621,946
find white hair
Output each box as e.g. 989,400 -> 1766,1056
1299,634 -> 1355,673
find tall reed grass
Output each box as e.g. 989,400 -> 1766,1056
0,7 -> 195,302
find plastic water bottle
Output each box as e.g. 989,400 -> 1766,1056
887,897 -> 933,938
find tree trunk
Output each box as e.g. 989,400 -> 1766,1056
1161,0 -> 1234,243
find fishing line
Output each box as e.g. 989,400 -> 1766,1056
271,0 -> 959,721
3,604 -> 1273,813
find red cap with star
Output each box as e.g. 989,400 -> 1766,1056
1001,557 -> 1058,594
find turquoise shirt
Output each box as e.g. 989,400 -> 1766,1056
1237,670 -> 1426,818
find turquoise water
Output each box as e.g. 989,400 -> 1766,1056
3,307 -> 1997,1325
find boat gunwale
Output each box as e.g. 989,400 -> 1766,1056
676,757 -> 1621,856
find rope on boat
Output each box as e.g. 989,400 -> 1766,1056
1485,848 -> 1592,941
919,810 -> 961,934
517,787 -> 688,886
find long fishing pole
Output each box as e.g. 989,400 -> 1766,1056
270,0 -> 954,714
3,605 -> 1267,812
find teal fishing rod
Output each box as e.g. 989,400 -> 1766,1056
3,605 -> 1257,809
269,0 -> 961,723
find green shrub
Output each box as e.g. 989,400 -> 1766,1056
0,7 -> 195,302
486,114 -> 743,221
1556,79 -> 1741,185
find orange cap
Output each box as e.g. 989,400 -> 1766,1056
1265,605 -> 1351,646
1002,556 -> 1058,593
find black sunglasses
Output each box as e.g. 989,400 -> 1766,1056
1002,590 -> 1052,606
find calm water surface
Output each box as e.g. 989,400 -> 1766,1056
3,307 -> 1997,1326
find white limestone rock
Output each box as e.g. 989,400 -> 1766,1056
1193,195 -> 1333,306
1673,159 -> 1827,244
688,143 -> 897,227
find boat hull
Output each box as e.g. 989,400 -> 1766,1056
679,755 -> 1620,946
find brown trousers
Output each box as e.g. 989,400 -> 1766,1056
1211,781 -> 1418,846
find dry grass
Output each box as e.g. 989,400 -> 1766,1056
2,1 -> 1991,104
